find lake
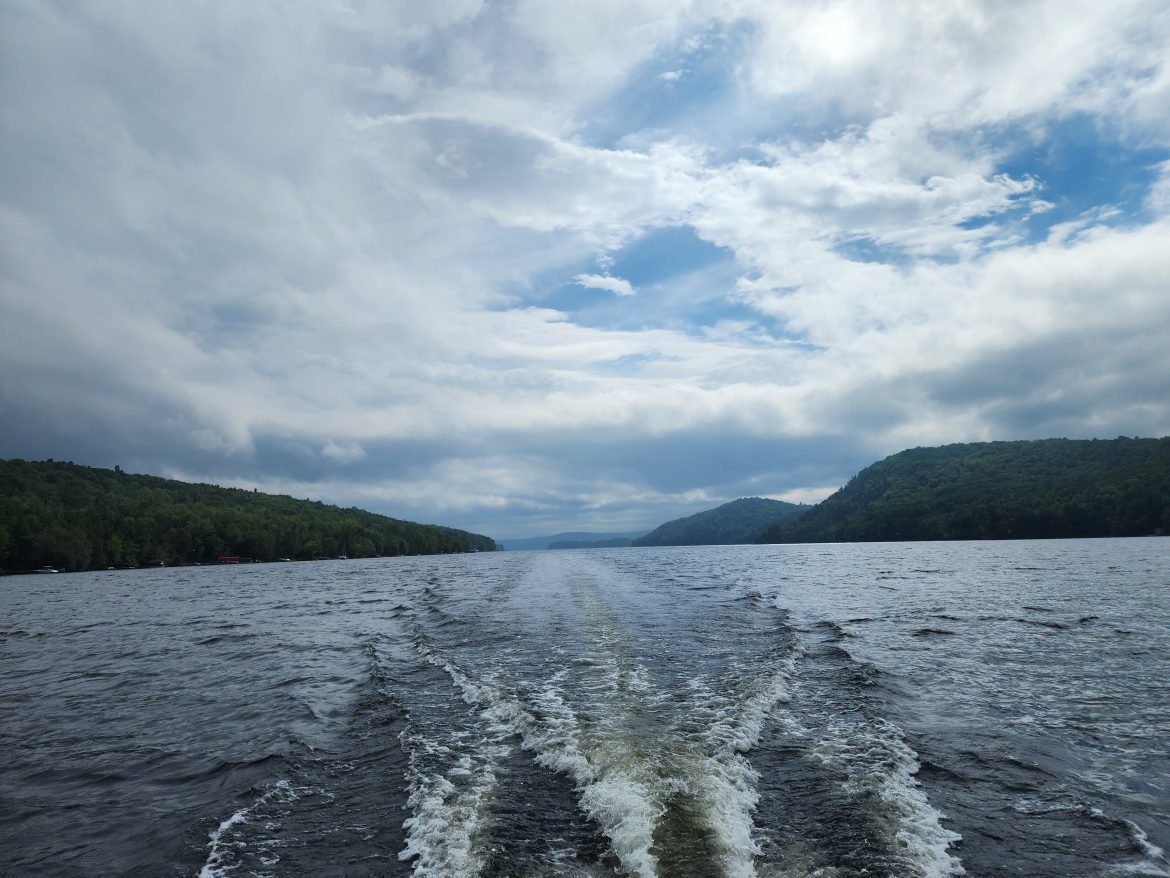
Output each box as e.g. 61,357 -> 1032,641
2,539 -> 1168,877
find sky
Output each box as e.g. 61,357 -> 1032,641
3,0 -> 1170,539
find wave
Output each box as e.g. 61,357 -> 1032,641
0,627 -> 44,640
422,641 -> 663,878
398,727 -> 507,878
813,620 -> 855,642
1018,618 -> 1071,630
1089,809 -> 1170,877
397,636 -> 512,878
414,630 -> 800,877
194,631 -> 260,646
782,711 -> 965,878
396,559 -> 961,878
197,779 -> 298,878
1113,817 -> 1170,877
768,633 -> 966,878
687,654 -> 800,878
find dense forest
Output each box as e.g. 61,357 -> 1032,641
0,459 -> 495,572
758,437 -> 1170,544
633,497 -> 808,547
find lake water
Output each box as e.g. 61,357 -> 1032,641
2,539 -> 1168,877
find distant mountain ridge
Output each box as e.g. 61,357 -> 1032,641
633,497 -> 809,547
497,531 -> 647,551
758,437 -> 1170,544
0,459 -> 495,572
548,537 -> 635,549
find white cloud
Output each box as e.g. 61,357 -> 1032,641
1144,160 -> 1170,213
575,273 -> 636,296
738,0 -> 1170,131
321,440 -> 367,464
766,486 -> 838,505
3,0 -> 1169,535
361,65 -> 421,101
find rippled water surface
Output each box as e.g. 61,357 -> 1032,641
2,539 -> 1168,877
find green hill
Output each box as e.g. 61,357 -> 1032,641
548,537 -> 634,549
633,497 -> 808,547
758,437 -> 1170,544
0,459 -> 495,572
497,531 -> 645,551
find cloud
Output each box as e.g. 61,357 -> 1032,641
321,440 -> 367,465
2,0 -> 1169,537
575,273 -> 636,296
740,0 -> 1170,133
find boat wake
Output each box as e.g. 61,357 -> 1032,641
386,552 -> 969,878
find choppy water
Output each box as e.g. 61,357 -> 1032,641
2,539 -> 1168,877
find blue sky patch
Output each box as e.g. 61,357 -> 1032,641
997,114 -> 1168,240
512,225 -> 742,334
579,21 -> 754,150
608,225 -> 729,285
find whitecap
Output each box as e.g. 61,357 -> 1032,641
1103,815 -> 1170,877
197,779 -> 296,878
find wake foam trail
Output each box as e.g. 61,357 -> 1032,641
1100,813 -> 1170,877
398,638 -> 512,877
809,718 -> 963,878
686,653 -> 800,878
422,630 -> 803,877
198,779 -> 297,878
531,674 -> 664,878
751,618 -> 967,877
435,656 -> 664,878
398,730 -> 507,878
769,693 -> 965,878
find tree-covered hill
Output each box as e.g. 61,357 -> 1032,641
0,459 -> 495,572
497,531 -> 646,551
758,437 -> 1170,544
548,537 -> 635,549
633,497 -> 809,547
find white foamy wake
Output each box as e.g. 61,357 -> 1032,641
421,631 -> 803,878
439,658 -> 664,878
399,642 -> 513,878
1103,814 -> 1170,877
788,710 -> 965,878
683,654 -> 800,878
398,730 -> 508,878
408,595 -> 959,878
198,779 -> 297,878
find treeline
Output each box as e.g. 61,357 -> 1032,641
0,459 -> 495,572
759,437 -> 1170,544
634,497 -> 808,547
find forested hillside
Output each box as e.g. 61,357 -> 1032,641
759,437 -> 1170,544
0,459 -> 495,572
634,497 -> 808,547
548,537 -> 635,549
497,531 -> 645,551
